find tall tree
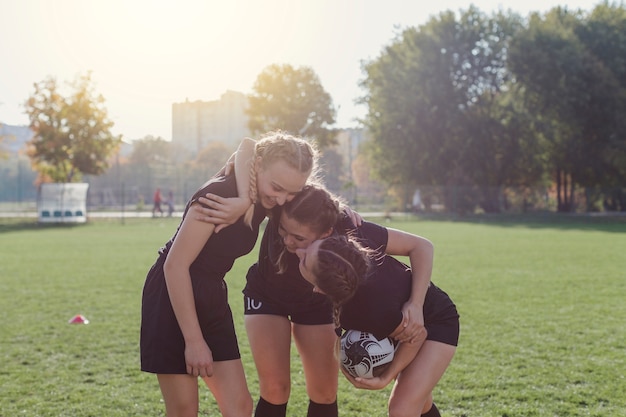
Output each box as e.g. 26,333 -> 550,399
360,7 -> 531,211
24,73 -> 121,183
247,64 -> 337,147
575,3 -> 626,210
509,4 -> 626,211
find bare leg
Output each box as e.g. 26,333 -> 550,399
202,359 -> 253,417
388,341 -> 456,417
245,315 -> 292,404
292,323 -> 339,405
157,374 -> 199,417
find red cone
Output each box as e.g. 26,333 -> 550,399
68,314 -> 89,324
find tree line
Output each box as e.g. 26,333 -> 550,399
7,2 -> 625,213
361,2 -> 626,212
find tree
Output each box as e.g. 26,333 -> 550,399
187,141 -> 233,180
360,7 -> 531,211
360,10 -> 466,195
573,3 -> 626,211
508,4 -> 626,211
129,135 -> 172,165
24,73 -> 121,183
247,64 -> 337,147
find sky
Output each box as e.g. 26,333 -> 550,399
0,0 -> 603,141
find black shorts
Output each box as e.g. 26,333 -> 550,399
141,271 -> 241,374
425,310 -> 460,346
243,295 -> 333,325
424,284 -> 460,347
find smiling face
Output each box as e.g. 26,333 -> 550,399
278,211 -> 333,253
255,159 -> 309,209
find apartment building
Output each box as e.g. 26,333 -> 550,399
171,90 -> 251,153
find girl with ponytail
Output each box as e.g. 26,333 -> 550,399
296,219 -> 459,417
140,130 -> 317,417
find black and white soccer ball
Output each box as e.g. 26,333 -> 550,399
340,330 -> 396,379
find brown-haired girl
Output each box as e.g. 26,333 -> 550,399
296,225 -> 459,417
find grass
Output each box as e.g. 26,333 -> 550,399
0,214 -> 625,416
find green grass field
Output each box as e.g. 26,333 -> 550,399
1,214 -> 625,416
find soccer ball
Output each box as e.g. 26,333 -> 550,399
340,330 -> 396,379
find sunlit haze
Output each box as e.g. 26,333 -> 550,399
1,0 -> 602,141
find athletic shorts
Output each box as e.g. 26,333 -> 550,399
425,310 -> 460,346
424,284 -> 460,347
243,295 -> 334,325
141,272 -> 241,374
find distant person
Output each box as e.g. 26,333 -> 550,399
137,194 -> 145,212
152,188 -> 163,217
167,190 -> 175,217
296,226 -> 459,417
140,131 -> 318,417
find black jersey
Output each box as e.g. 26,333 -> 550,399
242,208 -> 335,313
161,173 -> 267,280
340,221 -> 459,344
141,173 -> 267,373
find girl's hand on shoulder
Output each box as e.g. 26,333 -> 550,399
194,193 -> 252,232
343,206 -> 363,227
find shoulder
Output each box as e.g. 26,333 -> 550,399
354,221 -> 389,251
190,174 -> 237,207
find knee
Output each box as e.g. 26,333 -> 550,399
388,396 -> 426,417
260,381 -> 291,403
306,385 -> 337,405
388,395 -> 432,417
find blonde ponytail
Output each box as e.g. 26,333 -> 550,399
243,161 -> 258,228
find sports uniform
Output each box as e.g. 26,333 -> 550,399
242,208 -> 339,325
340,221 -> 460,346
140,173 -> 267,374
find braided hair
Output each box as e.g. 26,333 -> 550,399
243,130 -> 318,227
313,235 -> 373,328
274,183 -> 342,274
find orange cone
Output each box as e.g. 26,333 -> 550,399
68,314 -> 89,324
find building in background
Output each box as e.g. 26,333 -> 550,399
1,108 -> 376,210
171,90 -> 251,153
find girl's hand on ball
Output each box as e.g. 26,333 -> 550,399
341,362 -> 391,390
352,375 -> 389,390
